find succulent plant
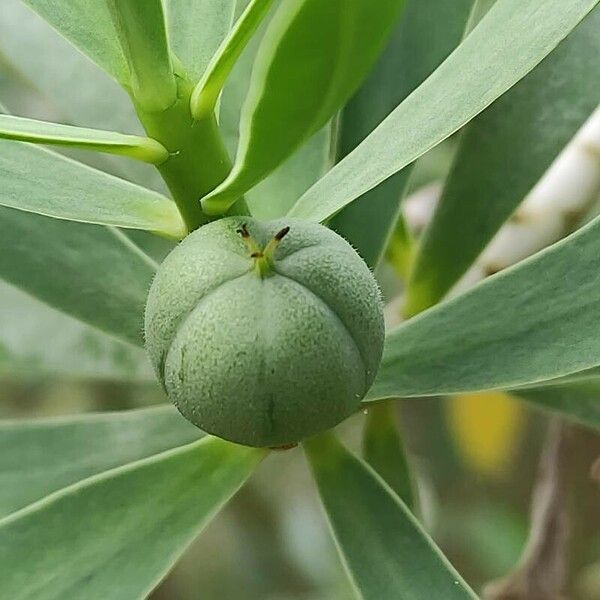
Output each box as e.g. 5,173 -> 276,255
1,1 -> 599,599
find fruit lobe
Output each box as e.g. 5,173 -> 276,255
145,217 -> 384,447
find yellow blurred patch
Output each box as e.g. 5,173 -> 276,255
447,392 -> 525,478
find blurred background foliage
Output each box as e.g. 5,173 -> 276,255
1,377 -> 598,599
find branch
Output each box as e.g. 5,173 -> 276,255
482,419 -> 571,600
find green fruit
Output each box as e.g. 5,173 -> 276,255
144,217 -> 384,447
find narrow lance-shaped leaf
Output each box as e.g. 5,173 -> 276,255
0,75 -> 163,354
511,384 -> 600,430
288,0 -> 600,223
0,406 -> 200,518
166,0 -> 237,82
107,0 -> 177,112
0,140 -> 185,238
218,2 -> 333,220
330,0 -> 475,268
366,214 -> 600,401
0,86 -> 164,352
201,0 -> 406,215
0,437 -> 265,600
363,403 -> 415,509
0,114 -> 168,164
0,0 -> 164,192
0,209 -> 155,346
0,0 -> 136,134
0,281 -> 153,381
405,6 -> 600,315
305,433 -> 477,599
20,0 -> 129,84
191,0 -> 277,120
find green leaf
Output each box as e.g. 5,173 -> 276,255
0,281 -> 153,381
21,0 -> 129,84
0,406 -> 199,518
107,0 -> 177,112
0,1 -> 135,132
288,0 -> 599,223
0,140 -> 185,237
202,0 -> 406,215
166,0 -> 237,82
191,0 -> 277,120
0,84 -> 164,364
217,6 -> 333,219
363,403 -> 415,509
305,433 -> 477,599
6,32 -> 162,201
0,114 -> 168,163
0,0 -> 163,192
0,84 -> 162,360
367,215 -> 600,400
516,365 -> 600,389
405,6 -> 600,315
511,384 -> 600,430
0,436 -> 265,600
330,0 -> 475,268
0,209 -> 155,346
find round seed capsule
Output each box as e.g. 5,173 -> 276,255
144,217 -> 384,447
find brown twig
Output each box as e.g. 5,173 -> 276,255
483,419 -> 571,600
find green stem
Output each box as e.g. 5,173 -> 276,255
135,76 -> 248,233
